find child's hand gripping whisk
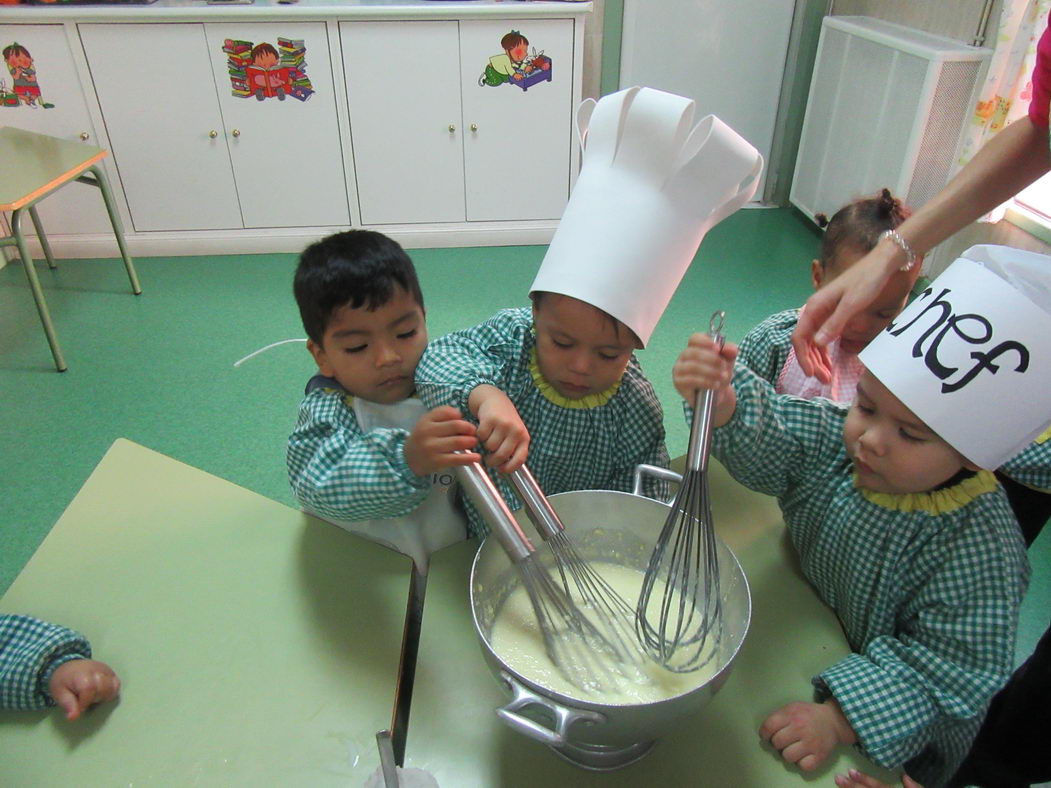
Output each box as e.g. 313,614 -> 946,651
636,310 -> 730,672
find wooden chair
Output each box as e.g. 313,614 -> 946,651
0,126 -> 142,371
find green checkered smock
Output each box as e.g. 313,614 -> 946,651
706,365 -> 1029,787
736,307 -> 798,384
287,379 -> 431,523
0,614 -> 90,711
415,307 -> 671,537
1000,428 -> 1051,492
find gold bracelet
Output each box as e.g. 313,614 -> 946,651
879,229 -> 917,272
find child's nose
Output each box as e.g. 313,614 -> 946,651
375,342 -> 401,366
567,350 -> 592,375
859,426 -> 886,456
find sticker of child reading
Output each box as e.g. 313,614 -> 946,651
223,37 -> 314,102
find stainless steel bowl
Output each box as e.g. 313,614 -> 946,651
469,486 -> 752,770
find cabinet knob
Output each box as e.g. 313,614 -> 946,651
209,130 -> 219,139
448,124 -> 456,133
232,129 -> 241,138
79,132 -> 90,142
470,123 -> 478,132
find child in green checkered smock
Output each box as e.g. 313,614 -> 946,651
738,189 -> 919,406
0,614 -> 120,719
673,334 -> 1028,788
286,231 -> 480,563
415,295 -> 671,537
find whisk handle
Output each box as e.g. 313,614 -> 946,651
455,460 -> 535,563
686,313 -> 726,473
508,465 -> 564,541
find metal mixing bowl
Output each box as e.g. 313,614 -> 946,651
470,486 -> 751,770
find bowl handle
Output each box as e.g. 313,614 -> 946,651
496,671 -> 605,746
632,464 -> 683,502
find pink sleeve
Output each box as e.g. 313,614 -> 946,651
1028,12 -> 1051,129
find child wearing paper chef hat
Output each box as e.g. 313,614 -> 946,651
672,244 -> 1049,787
414,86 -> 762,537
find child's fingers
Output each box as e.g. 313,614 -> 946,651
51,686 -> 81,721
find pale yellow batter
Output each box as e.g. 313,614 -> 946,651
489,562 -> 719,704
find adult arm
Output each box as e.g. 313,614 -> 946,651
792,116 -> 1051,377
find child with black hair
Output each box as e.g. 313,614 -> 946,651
286,230 -> 480,566
738,189 -> 921,404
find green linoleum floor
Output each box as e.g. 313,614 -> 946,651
1,206 -> 1047,664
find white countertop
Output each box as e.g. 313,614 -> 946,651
0,0 -> 591,22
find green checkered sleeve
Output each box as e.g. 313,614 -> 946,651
415,308 -> 531,417
814,503 -> 1027,783
707,363 -> 845,499
736,308 -> 799,386
287,388 -> 430,522
999,433 -> 1051,492
0,614 -> 91,711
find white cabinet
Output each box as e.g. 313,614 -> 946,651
341,18 -> 574,225
79,22 -> 349,232
0,23 -> 111,234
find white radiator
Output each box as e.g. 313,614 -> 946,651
790,16 -> 991,224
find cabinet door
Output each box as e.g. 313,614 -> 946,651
205,23 -> 349,229
0,24 -> 110,234
341,21 -> 466,225
459,19 -> 574,222
79,24 -> 242,232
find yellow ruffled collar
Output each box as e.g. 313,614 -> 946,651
529,347 -> 621,409
858,469 -> 999,515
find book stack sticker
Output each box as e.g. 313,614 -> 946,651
223,37 -> 314,102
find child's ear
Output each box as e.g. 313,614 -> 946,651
963,459 -> 985,473
810,259 -> 824,290
307,339 -> 334,377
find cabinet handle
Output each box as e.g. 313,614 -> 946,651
232,129 -> 241,138
79,132 -> 90,141
470,123 -> 478,132
448,124 -> 456,133
209,130 -> 219,139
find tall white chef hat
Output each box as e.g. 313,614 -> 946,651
530,86 -> 763,347
859,244 -> 1051,469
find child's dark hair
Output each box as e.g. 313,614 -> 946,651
2,43 -> 31,63
814,188 -> 911,269
501,30 -> 528,53
530,291 -> 641,348
294,230 -> 424,344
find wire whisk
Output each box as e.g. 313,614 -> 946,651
508,465 -> 651,677
635,310 -> 726,672
457,460 -> 636,694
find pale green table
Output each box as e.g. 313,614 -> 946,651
0,126 -> 142,371
405,462 -> 900,787
0,439 -> 413,786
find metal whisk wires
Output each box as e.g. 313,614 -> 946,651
636,310 -> 726,672
456,459 -> 630,694
508,465 -> 651,677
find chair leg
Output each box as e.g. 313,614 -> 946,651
27,206 -> 57,270
11,209 -> 67,371
88,164 -> 142,295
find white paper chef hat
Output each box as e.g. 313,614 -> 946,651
530,86 -> 763,347
859,244 -> 1051,469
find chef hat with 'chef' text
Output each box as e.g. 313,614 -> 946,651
530,86 -> 763,348
859,244 -> 1051,469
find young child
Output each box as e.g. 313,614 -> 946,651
415,86 -> 762,536
286,230 -> 480,564
1,614 -> 120,720
673,246 -> 1047,787
414,292 -> 671,535
738,188 -> 921,404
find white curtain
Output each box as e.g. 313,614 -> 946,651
954,0 -> 1051,221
